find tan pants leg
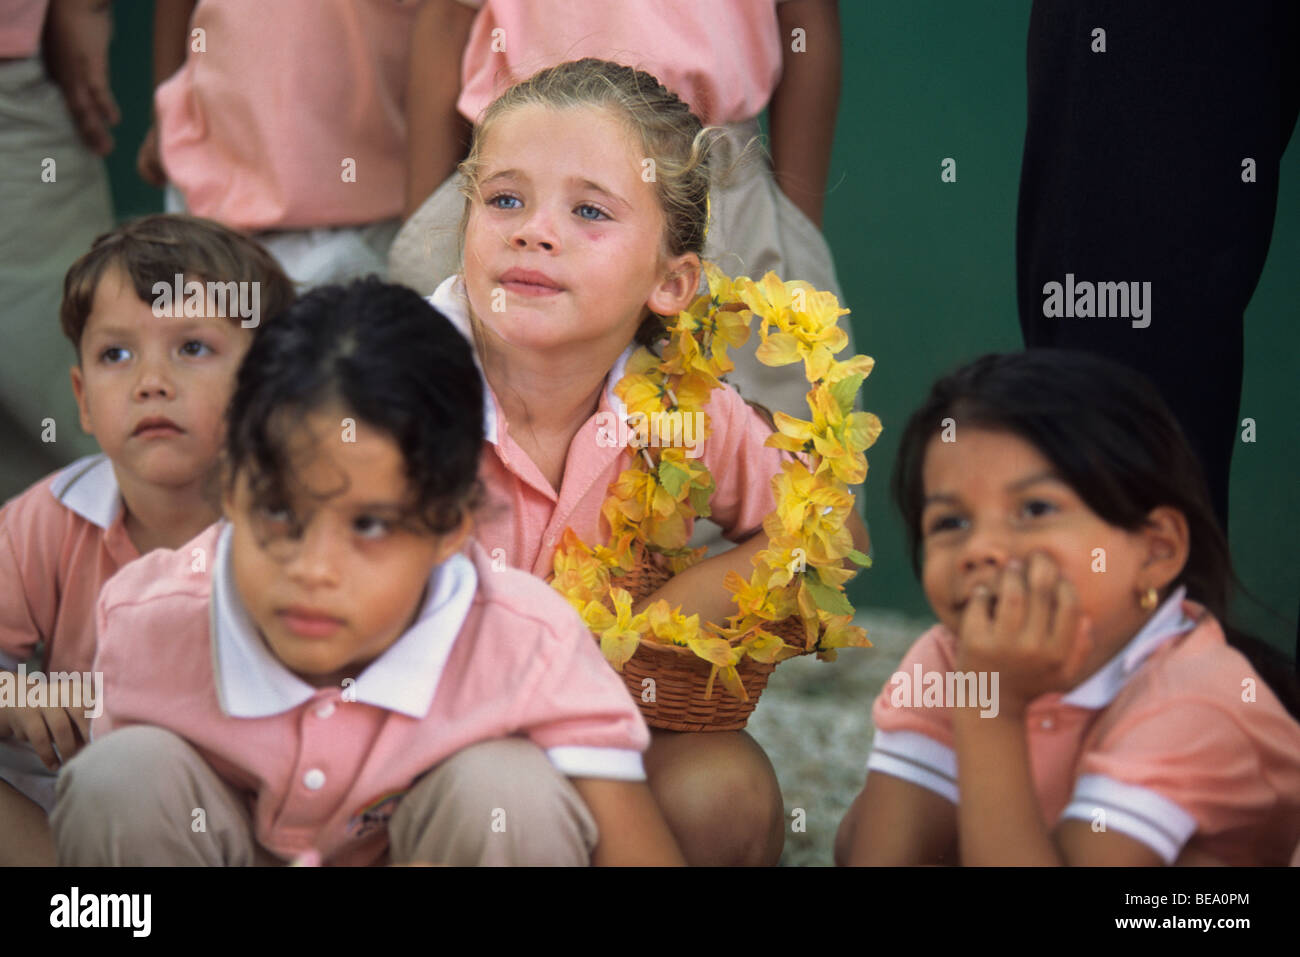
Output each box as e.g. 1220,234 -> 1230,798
386,171 -> 467,296
388,737 -> 598,866
0,58 -> 111,474
705,117 -> 852,421
52,726 -> 268,866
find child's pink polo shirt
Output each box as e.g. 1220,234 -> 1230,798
91,522 -> 649,865
0,0 -> 47,58
866,587 -> 1300,865
428,276 -> 793,578
454,0 -> 792,126
154,0 -> 416,231
0,454 -> 138,675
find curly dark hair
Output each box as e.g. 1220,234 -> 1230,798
224,278 -> 484,537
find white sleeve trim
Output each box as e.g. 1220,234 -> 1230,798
1060,773 -> 1198,863
865,729 -> 958,804
546,746 -> 646,782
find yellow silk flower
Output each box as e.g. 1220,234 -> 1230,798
551,266 -> 878,696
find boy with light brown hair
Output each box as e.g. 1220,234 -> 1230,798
0,214 -> 293,864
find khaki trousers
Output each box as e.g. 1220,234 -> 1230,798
52,726 -> 598,866
0,57 -> 112,470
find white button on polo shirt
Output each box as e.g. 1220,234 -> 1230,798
303,769 -> 326,790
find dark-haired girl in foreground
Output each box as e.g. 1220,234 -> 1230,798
51,279 -> 683,866
836,350 -> 1300,866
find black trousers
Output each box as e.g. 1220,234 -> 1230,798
1016,0 -> 1299,659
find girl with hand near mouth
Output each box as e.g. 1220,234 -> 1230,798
836,350 -> 1300,866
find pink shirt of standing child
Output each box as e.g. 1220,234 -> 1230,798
866,587 -> 1300,866
0,0 -> 48,58
0,454 -> 138,675
90,522 -> 649,866
453,0 -> 793,126
428,276 -> 792,578
153,0 -> 416,231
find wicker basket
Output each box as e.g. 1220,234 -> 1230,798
605,548 -> 811,732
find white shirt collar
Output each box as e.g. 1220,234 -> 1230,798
428,274 -> 637,446
1060,584 -> 1195,709
429,275 -> 498,445
48,453 -> 121,529
209,522 -> 479,719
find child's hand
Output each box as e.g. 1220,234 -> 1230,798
44,0 -> 120,157
0,703 -> 91,770
955,551 -> 1093,717
137,122 -> 167,187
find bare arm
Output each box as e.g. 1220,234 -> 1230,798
768,0 -> 841,227
136,0 -> 196,186
570,778 -> 686,865
836,772 -> 958,865
952,554 -> 1164,866
952,706 -> 1061,865
404,0 -> 477,219
637,500 -> 868,627
152,0 -> 195,90
43,0 -> 119,156
847,504 -> 870,556
953,707 -> 1163,866
636,529 -> 768,626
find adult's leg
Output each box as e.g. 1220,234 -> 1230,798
706,118 -> 851,421
0,57 -> 112,477
1017,1 -> 1299,534
386,171 -> 466,296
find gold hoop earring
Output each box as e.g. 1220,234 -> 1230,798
1138,587 -> 1158,611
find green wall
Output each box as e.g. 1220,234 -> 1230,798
104,1 -> 1298,653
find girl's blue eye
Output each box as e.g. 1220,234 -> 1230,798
100,346 -> 131,364
354,516 -> 390,539
1022,499 -> 1057,518
179,339 -> 213,358
575,203 -> 608,222
487,193 -> 521,210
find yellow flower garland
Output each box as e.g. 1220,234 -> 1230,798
551,264 -> 882,701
